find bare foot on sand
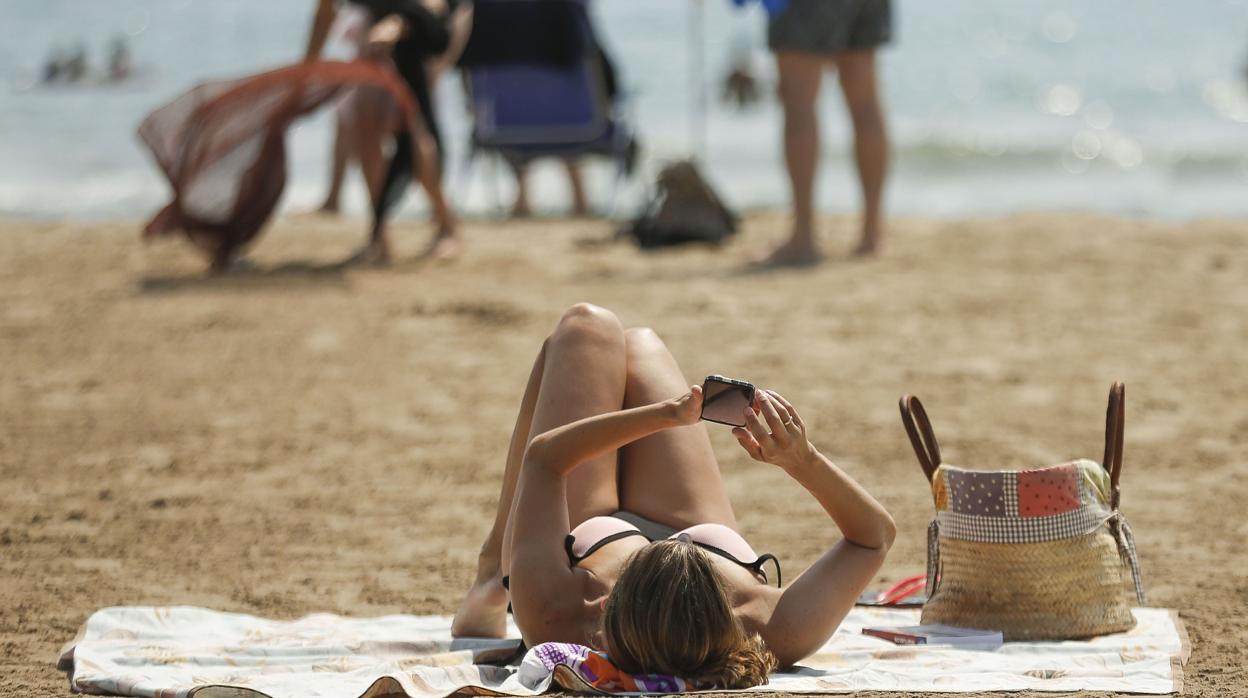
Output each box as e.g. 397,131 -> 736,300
423,232 -> 462,261
754,239 -> 822,269
851,229 -> 882,257
452,573 -> 508,639
510,201 -> 532,219
345,239 -> 392,266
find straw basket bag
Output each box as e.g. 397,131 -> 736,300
899,383 -> 1146,641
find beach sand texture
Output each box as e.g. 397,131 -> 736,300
1,213 -> 1244,697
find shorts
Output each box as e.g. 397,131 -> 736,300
768,0 -> 893,55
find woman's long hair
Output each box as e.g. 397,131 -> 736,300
601,539 -> 778,689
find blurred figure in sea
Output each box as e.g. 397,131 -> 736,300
63,42 -> 89,82
306,0 -> 471,262
762,0 -> 891,265
41,45 -> 67,84
107,36 -> 134,82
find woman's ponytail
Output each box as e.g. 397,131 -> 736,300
699,633 -> 778,689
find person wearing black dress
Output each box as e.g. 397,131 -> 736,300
306,0 -> 471,262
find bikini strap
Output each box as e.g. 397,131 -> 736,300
899,395 -> 942,482
564,530 -> 649,565
754,553 -> 782,588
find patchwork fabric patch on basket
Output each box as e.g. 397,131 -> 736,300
900,383 -> 1145,641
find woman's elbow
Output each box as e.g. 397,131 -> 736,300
854,511 -> 897,553
522,434 -> 567,476
522,434 -> 551,470
879,513 -> 897,551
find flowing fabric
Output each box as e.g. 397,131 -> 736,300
138,60 -> 415,267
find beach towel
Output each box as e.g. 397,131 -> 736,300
59,605 -> 1188,696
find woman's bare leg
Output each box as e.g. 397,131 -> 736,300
835,50 -> 888,256
451,340 -> 546,638
510,162 -> 532,218
617,327 -> 738,529
762,50 -> 826,266
563,159 -> 589,216
361,108 -> 457,264
355,88 -> 397,206
412,124 -> 460,260
318,113 -> 352,214
453,303 -> 627,637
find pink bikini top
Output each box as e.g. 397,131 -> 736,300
565,514 -> 782,587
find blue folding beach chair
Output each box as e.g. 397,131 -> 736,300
458,0 -> 635,214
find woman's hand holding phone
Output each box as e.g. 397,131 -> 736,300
665,384 -> 705,427
733,390 -> 818,473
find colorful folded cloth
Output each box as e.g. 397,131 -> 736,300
518,642 -> 710,694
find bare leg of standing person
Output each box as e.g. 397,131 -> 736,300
359,117 -> 457,264
453,304 -> 626,637
835,50 -> 887,256
319,113 -> 352,214
563,159 -> 589,216
356,87 -> 400,208
763,51 -> 825,267
412,124 -> 460,260
510,161 -> 532,218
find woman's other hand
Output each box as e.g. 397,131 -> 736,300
733,390 -> 817,471
665,384 -> 705,427
365,14 -> 406,56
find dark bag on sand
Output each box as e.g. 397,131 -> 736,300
626,160 -> 737,249
900,383 -> 1146,641
138,60 -> 415,270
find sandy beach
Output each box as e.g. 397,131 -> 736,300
2,212 -> 1245,697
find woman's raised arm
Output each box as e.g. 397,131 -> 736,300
733,390 -> 896,666
524,385 -> 703,477
304,0 -> 338,61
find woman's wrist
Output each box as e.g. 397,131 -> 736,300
780,441 -> 825,478
656,399 -> 687,428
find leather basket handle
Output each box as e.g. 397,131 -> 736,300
900,395 -> 941,482
1103,382 -> 1125,501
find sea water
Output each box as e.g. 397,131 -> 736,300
1,0 -> 1246,221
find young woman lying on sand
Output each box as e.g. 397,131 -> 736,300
452,304 -> 895,688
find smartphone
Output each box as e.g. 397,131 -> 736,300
700,375 -> 756,427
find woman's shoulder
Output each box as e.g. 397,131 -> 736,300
730,580 -> 782,636
513,582 -> 597,647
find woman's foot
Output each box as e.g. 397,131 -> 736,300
851,227 -> 881,257
423,230 -> 462,261
346,239 -> 392,266
755,238 -> 822,268
451,573 -> 509,638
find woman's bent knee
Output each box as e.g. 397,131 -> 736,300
559,302 -> 619,328
551,303 -> 623,344
623,326 -> 664,355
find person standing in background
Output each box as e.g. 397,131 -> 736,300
306,0 -> 472,262
317,4 -> 397,214
762,0 -> 891,265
